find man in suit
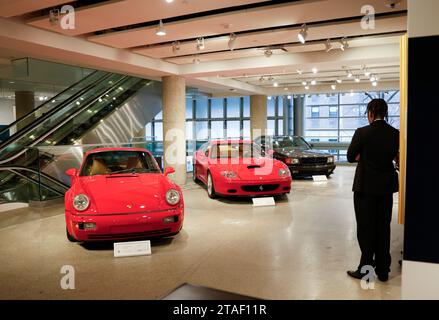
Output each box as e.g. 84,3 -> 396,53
346,98 -> 399,282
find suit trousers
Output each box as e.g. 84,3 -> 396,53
353,192 -> 394,275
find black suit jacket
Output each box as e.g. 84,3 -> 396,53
347,120 -> 399,194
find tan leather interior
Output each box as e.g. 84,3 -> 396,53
89,158 -> 108,175
126,156 -> 142,169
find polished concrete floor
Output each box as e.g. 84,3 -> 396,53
0,166 -> 403,299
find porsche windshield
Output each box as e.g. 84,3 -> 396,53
210,143 -> 264,159
272,136 -> 310,149
80,151 -> 160,176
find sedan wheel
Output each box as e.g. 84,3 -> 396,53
207,172 -> 217,199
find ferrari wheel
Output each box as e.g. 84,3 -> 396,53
66,227 -> 78,242
207,172 -> 217,199
193,165 -> 199,182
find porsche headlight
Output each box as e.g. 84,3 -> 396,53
166,189 -> 180,205
278,168 -> 291,177
73,194 -> 89,211
327,156 -> 335,163
220,171 -> 237,179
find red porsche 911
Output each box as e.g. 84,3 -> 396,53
193,140 -> 292,198
64,147 -> 184,242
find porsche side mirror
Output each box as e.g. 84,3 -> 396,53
164,167 -> 175,176
65,168 -> 78,177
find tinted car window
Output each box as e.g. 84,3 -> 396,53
273,137 -> 310,149
80,151 -> 160,176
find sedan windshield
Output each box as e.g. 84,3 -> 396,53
210,143 -> 264,159
80,151 -> 160,176
272,136 -> 310,149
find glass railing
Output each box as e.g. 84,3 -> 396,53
0,70 -> 108,141
0,73 -> 127,164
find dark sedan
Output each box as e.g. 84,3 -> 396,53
254,135 -> 336,177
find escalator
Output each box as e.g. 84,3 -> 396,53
0,71 -> 153,203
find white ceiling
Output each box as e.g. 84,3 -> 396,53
0,0 -> 407,96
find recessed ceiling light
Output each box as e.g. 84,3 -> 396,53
273,82 -> 279,87
156,20 -> 166,36
165,0 -> 174,3
298,24 -> 308,44
312,67 -> 318,74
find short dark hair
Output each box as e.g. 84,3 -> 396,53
366,98 -> 388,121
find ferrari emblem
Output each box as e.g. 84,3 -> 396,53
259,186 -> 264,191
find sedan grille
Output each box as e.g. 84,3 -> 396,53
241,184 -> 279,192
300,157 -> 328,165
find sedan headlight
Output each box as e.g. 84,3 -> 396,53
220,171 -> 237,179
285,158 -> 300,165
166,189 -> 181,205
278,168 -> 291,177
327,156 -> 335,163
73,194 -> 89,211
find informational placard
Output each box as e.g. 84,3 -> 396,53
252,197 -> 276,207
312,175 -> 328,182
114,240 -> 151,258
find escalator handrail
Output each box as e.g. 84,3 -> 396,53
0,71 -> 112,150
0,165 -> 69,190
0,70 -> 103,138
0,75 -> 130,165
7,169 -> 65,196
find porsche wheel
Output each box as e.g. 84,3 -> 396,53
207,172 -> 217,199
66,227 -> 78,242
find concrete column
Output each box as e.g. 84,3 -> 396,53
162,76 -> 186,185
250,95 -> 267,139
293,96 -> 305,136
15,91 -> 34,130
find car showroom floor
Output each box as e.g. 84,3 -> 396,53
0,166 -> 403,300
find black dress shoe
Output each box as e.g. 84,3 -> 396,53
347,270 -> 364,280
377,273 -> 389,282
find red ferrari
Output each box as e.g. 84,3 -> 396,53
64,147 -> 184,242
193,140 -> 292,198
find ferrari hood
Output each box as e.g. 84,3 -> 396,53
76,174 -> 173,214
274,148 -> 331,158
211,157 -> 285,181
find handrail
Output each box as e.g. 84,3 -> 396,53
0,72 -> 111,151
0,166 -> 69,190
0,75 -> 130,165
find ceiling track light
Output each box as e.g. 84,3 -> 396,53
346,70 -> 353,78
228,33 -> 237,51
273,82 -> 279,87
336,78 -> 342,84
305,85 -> 310,90
340,37 -> 349,51
298,23 -> 308,44
325,39 -> 334,52
312,67 -> 318,74
49,9 -> 60,26
296,69 -> 303,75
302,81 -> 307,86
196,37 -> 205,51
172,41 -> 180,54
156,20 -> 166,36
370,75 -> 377,82
193,54 -> 200,64
355,76 -> 361,83
268,76 -> 274,82
310,80 -> 317,86
331,84 -> 337,91
259,76 -> 265,82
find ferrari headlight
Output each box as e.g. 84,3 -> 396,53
220,171 -> 237,179
278,168 -> 291,177
73,194 -> 89,211
327,156 -> 334,163
285,158 -> 299,165
166,189 -> 180,205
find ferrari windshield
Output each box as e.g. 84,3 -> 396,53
210,143 -> 264,159
80,151 -> 160,176
272,136 -> 310,149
